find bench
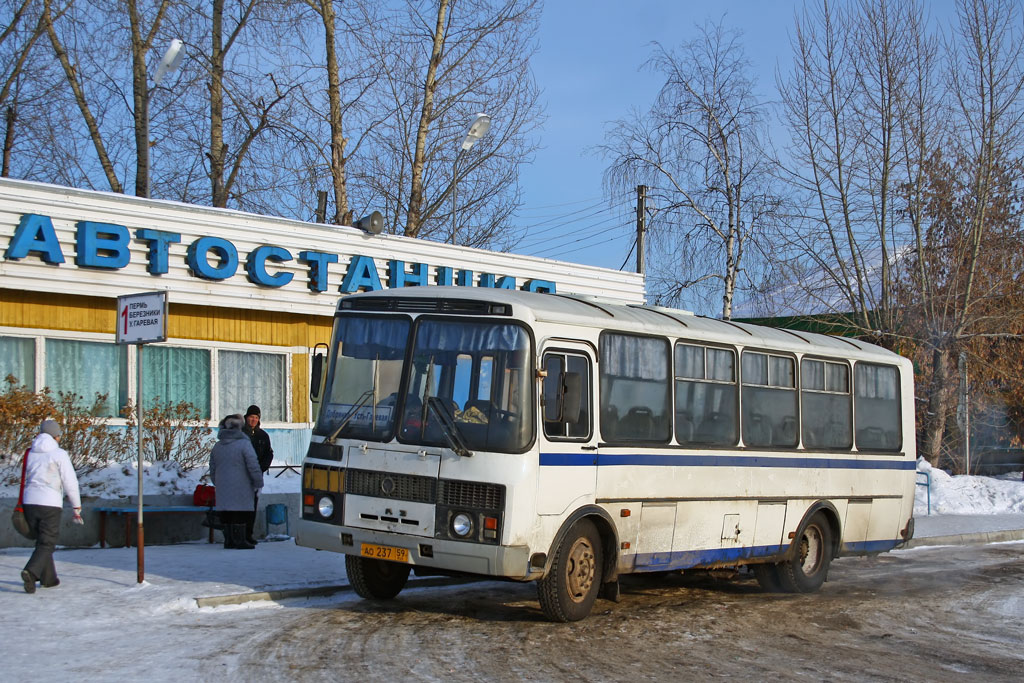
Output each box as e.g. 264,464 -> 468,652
94,506 -> 215,548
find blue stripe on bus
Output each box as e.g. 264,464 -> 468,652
539,452 -> 916,470
842,539 -> 902,554
632,538 -> 903,572
633,543 -> 781,571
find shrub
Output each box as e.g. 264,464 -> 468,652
0,375 -> 57,457
122,398 -> 215,470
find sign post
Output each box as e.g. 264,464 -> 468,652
116,291 -> 168,583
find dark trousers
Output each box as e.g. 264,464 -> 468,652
23,504 -> 63,586
245,491 -> 258,541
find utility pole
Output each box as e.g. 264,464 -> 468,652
636,185 -> 647,275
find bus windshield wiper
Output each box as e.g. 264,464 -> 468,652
425,396 -> 473,458
326,389 -> 374,444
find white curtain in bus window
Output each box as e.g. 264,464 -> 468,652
600,334 -> 670,442
854,363 -> 901,451
142,346 -> 211,417
741,351 -> 797,448
801,359 -> 851,449
674,344 -> 737,446
218,350 -> 287,422
45,339 -> 128,417
0,336 -> 35,390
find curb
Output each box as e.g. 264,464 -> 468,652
195,576 -> 477,608
903,529 -> 1024,549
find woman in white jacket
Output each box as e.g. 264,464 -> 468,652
21,419 -> 82,593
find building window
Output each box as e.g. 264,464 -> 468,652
0,336 -> 35,390
45,339 -> 127,417
218,350 -> 287,422
142,346 -> 212,417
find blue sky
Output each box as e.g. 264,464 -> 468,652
511,1 -> 796,271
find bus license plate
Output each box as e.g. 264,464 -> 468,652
360,543 -> 410,563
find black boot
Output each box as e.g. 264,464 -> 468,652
222,524 -> 236,549
231,524 -> 255,550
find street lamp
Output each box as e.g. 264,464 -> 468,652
451,113 -> 491,243
142,39 -> 184,198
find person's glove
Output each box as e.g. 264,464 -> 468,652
72,508 -> 84,525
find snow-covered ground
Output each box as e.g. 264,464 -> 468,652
0,460 -> 1021,680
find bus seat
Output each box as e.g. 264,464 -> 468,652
777,416 -> 797,446
746,413 -> 771,447
621,406 -> 654,440
676,410 -> 694,442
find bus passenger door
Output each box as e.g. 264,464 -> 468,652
537,345 -> 597,515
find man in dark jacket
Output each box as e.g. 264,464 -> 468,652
242,404 -> 273,545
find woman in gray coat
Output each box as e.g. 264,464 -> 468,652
209,414 -> 264,549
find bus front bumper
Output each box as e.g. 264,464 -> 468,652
296,519 -> 536,580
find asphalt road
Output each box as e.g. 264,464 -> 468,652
204,542 -> 1024,682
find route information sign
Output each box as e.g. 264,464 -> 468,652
116,291 -> 168,344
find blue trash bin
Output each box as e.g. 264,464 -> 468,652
265,503 -> 289,536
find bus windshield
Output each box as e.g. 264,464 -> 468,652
315,315 -> 410,442
315,315 -> 534,453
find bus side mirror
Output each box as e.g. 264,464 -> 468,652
310,343 -> 328,402
562,372 -> 582,424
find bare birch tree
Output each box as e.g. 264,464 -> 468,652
361,0 -> 542,247
602,21 -> 778,318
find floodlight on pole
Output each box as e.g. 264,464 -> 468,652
153,39 -> 184,87
142,40 -> 184,198
460,113 -> 492,150
452,113 -> 492,243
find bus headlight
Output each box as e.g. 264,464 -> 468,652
451,512 -> 473,537
318,496 -> 335,518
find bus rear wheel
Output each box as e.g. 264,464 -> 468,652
346,555 -> 410,600
537,519 -> 603,622
777,512 -> 833,593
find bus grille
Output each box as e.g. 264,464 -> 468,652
345,469 -> 436,503
440,480 -> 504,510
344,469 -> 504,510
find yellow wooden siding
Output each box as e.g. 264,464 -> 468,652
0,290 -> 333,347
292,352 -> 309,423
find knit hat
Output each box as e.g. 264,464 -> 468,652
222,414 -> 245,430
40,419 -> 62,439
245,405 -> 261,418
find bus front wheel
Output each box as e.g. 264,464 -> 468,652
777,512 -> 833,593
346,555 -> 410,600
537,519 -> 603,622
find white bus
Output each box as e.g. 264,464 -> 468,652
296,287 -> 916,621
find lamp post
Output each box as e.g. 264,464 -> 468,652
142,39 -> 183,198
451,113 -> 491,244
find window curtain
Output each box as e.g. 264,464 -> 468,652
0,336 -> 35,390
218,350 -> 287,422
45,339 -> 126,417
602,334 -> 667,380
143,346 -> 211,417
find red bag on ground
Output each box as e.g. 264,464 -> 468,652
193,484 -> 215,507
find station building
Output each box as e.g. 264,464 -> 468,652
0,179 -> 645,462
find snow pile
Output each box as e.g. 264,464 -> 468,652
915,459 -> 1024,515
1,459 -> 300,499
